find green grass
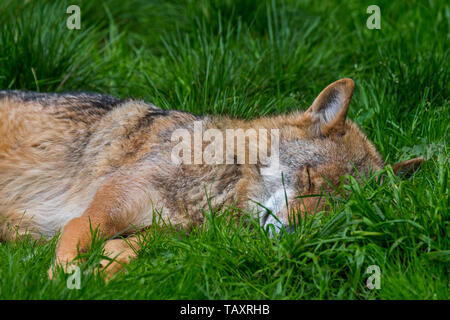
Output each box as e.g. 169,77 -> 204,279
0,0 -> 448,299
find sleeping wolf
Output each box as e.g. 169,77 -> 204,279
0,78 -> 423,278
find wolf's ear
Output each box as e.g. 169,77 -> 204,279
305,78 -> 354,136
391,157 -> 424,178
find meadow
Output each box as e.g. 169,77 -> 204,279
0,0 -> 448,299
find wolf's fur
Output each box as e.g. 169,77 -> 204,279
0,79 -> 422,278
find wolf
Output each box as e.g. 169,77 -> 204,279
0,78 -> 423,278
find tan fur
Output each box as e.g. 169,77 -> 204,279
0,80 -> 422,279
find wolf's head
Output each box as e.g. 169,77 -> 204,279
258,78 -> 423,230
